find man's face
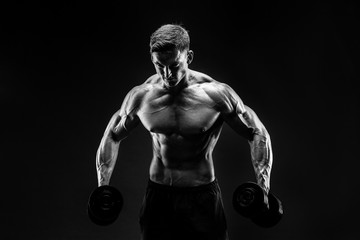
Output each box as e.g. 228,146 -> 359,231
151,49 -> 190,88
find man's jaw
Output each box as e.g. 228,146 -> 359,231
163,78 -> 178,87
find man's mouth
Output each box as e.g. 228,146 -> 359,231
165,78 -> 176,82
164,78 -> 178,87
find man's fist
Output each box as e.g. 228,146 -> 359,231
233,182 -> 283,228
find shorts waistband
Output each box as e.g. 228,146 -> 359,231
147,178 -> 218,192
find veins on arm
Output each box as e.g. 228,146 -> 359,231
96,86 -> 143,186
219,83 -> 273,193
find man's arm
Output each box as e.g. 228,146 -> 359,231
220,84 -> 273,193
242,106 -> 273,194
96,88 -> 141,186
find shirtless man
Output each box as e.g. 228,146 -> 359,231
96,24 -> 273,240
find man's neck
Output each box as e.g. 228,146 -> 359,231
163,70 -> 192,93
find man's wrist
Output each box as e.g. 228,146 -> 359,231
98,178 -> 110,187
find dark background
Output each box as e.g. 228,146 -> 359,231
1,1 -> 359,239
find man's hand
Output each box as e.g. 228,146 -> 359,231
233,182 -> 283,228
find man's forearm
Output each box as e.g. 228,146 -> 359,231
96,137 -> 120,186
250,133 -> 273,193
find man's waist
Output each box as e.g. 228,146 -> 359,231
149,159 -> 215,187
147,177 -> 218,192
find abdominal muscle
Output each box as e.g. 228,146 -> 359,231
148,132 -> 216,187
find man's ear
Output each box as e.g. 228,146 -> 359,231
187,50 -> 194,64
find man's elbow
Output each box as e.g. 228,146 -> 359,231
250,128 -> 270,144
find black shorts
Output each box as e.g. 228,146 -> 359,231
139,179 -> 228,240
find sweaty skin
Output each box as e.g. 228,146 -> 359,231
96,49 -> 272,192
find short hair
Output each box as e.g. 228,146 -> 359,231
149,24 -> 190,53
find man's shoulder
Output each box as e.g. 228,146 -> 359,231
128,74 -> 159,96
121,75 -> 159,111
190,70 -> 232,98
190,70 -> 242,113
143,74 -> 162,85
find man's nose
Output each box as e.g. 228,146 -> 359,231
164,67 -> 172,79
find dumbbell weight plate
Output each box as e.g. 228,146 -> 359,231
87,185 -> 123,226
232,182 -> 266,218
251,192 -> 283,228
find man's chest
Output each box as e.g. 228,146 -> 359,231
137,88 -> 221,135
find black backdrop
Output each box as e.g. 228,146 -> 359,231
1,1 -> 359,239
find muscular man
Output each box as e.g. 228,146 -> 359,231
96,24 -> 273,240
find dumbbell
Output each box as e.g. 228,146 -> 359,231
87,185 -> 123,226
232,182 -> 283,228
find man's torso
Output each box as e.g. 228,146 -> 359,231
131,70 -> 231,186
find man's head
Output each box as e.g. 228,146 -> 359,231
149,24 -> 194,88
150,24 -> 190,53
